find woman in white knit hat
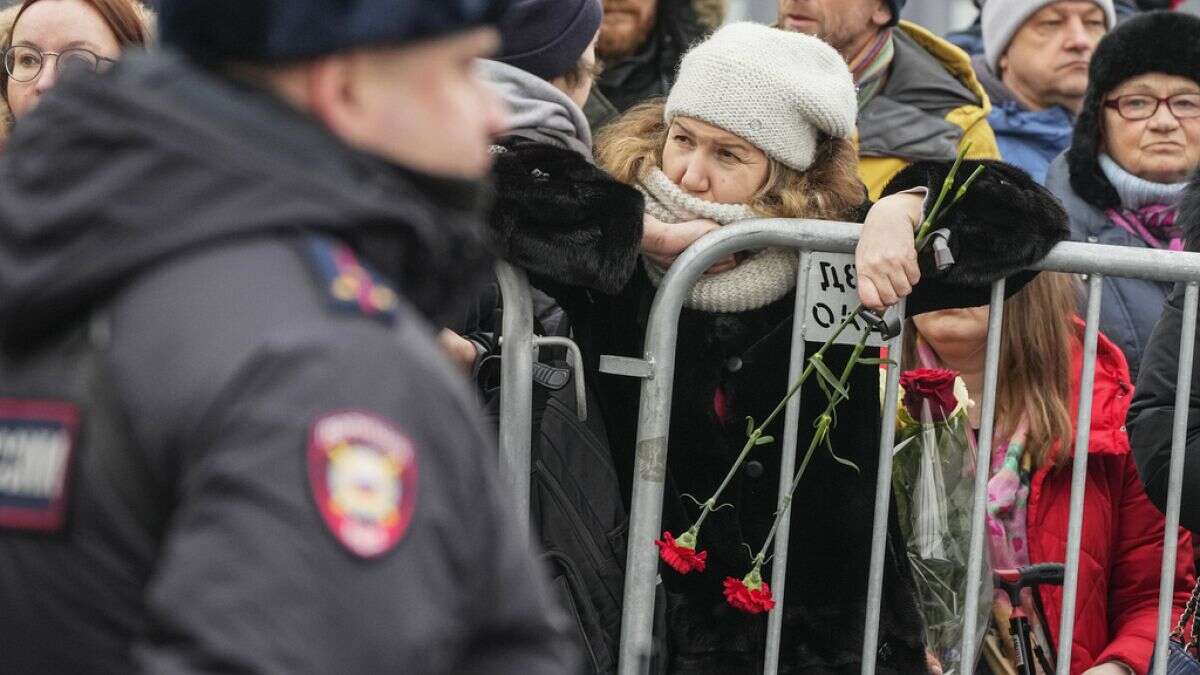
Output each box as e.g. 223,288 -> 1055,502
490,21 -> 1069,673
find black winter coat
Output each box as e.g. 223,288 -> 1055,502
1128,173 -> 1200,532
0,54 -> 576,674
490,144 -> 1069,673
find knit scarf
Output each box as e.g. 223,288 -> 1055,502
1099,154 -> 1188,251
849,29 -> 895,111
638,168 -> 798,314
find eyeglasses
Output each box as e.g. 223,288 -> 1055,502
2,46 -> 115,83
1103,93 -> 1200,121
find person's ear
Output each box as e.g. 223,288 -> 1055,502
871,0 -> 893,28
998,53 -> 1009,76
305,54 -> 365,143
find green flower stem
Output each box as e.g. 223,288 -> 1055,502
690,307 -> 863,532
681,144 -> 984,564
912,141 -> 969,243
753,332 -> 870,562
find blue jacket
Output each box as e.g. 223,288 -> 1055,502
973,56 -> 1074,184
1045,155 -> 1172,381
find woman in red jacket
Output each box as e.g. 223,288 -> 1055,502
902,270 -> 1195,675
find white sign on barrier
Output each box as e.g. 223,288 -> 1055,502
803,252 -> 884,347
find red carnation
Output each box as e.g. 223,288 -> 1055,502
900,368 -> 960,423
723,574 -> 775,614
656,530 -> 707,574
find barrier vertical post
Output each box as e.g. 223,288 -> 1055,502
495,261 -> 534,534
959,279 -> 1007,670
861,299 -> 906,675
1151,282 -> 1199,673
1055,274 -> 1104,674
764,252 -> 814,674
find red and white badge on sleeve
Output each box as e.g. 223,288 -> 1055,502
0,399 -> 79,533
308,411 -> 418,559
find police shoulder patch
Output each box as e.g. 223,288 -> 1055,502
0,399 -> 79,532
301,235 -> 399,323
308,411 -> 418,559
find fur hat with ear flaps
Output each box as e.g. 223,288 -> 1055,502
883,159 -> 1070,316
1067,11 -> 1200,212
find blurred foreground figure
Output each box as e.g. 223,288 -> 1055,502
0,1 -> 577,673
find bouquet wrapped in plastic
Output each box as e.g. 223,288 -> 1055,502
892,366 -> 991,674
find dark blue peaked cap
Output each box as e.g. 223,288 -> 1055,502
158,0 -> 510,63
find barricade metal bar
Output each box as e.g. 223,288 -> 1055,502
1055,274 -> 1105,674
1031,240 -> 1200,282
618,221 -> 859,674
495,261 -> 534,534
861,298 -> 907,675
613,219 -> 1200,674
959,280 -> 1007,672
1151,281 -> 1200,673
764,252 -> 815,675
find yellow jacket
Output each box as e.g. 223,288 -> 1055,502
856,21 -> 1000,200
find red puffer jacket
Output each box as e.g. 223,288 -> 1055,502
1028,327 -> 1195,674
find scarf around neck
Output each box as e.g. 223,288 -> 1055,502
849,29 -> 895,111
638,168 -> 799,314
1099,154 -> 1187,250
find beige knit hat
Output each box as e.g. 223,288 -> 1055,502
664,22 -> 857,172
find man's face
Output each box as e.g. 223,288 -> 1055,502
342,29 -> 506,178
776,0 -> 890,58
1000,1 -> 1107,112
598,0 -> 658,62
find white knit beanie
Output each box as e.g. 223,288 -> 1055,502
664,22 -> 857,172
982,0 -> 1117,74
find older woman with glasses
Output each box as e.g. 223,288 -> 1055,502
1,0 -> 152,128
1046,11 -> 1200,379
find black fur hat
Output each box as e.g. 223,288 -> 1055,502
1067,11 -> 1200,211
160,0 -> 510,64
883,159 -> 1070,315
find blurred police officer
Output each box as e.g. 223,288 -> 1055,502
0,1 -> 578,673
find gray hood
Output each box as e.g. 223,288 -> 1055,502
480,60 -> 592,158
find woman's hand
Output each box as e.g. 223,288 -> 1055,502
438,329 -> 479,375
641,213 -> 737,275
856,191 -> 925,311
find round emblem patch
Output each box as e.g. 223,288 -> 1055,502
308,411 -> 418,558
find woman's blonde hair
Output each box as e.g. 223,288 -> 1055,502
595,99 -> 865,221
903,272 -> 1081,469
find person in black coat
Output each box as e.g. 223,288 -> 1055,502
1128,173 -> 1200,532
490,22 -> 1069,673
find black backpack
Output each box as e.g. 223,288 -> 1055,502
477,307 -> 629,674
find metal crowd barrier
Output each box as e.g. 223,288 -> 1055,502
494,261 -> 587,537
586,219 -> 1200,675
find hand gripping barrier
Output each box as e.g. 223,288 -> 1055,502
583,218 -> 1200,675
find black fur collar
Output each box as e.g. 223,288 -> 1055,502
486,141 -> 644,294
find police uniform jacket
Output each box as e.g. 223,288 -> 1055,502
0,53 -> 576,674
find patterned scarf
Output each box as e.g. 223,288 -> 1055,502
1105,205 -> 1184,251
1098,153 -> 1187,251
638,168 -> 799,314
848,29 -> 895,111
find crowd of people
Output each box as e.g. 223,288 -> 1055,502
0,0 -> 1199,674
